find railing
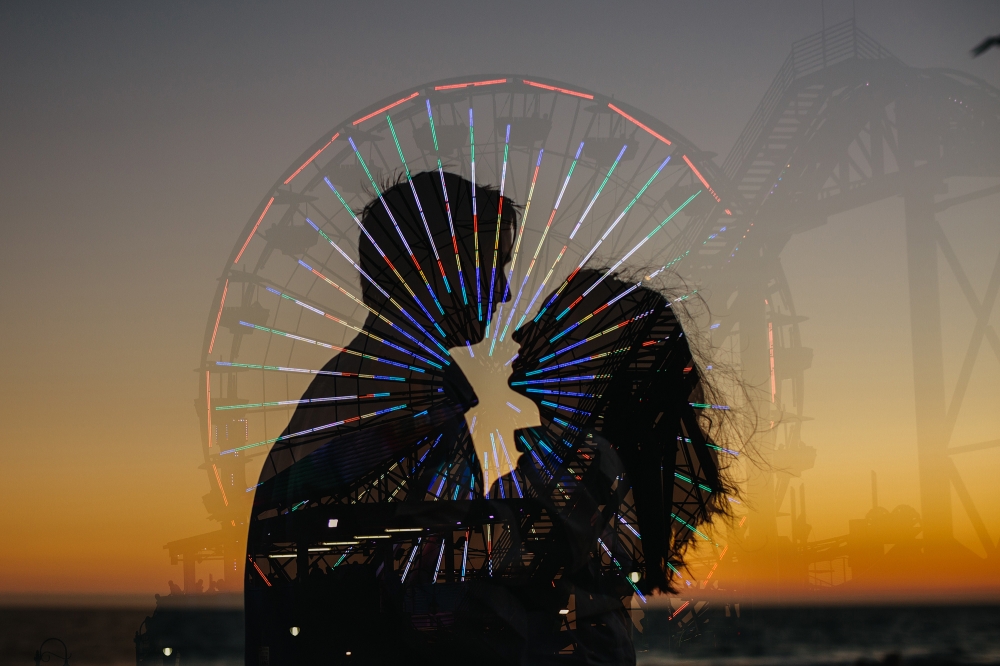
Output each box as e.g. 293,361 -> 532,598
722,18 -> 898,182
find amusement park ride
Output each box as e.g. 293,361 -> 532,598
139,18 -> 1000,657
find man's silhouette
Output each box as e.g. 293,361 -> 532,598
253,171 -> 517,485
245,171 -> 517,666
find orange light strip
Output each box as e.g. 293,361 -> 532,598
212,464 -> 230,507
607,103 -> 671,145
249,556 -> 272,586
682,154 -> 722,202
667,600 -> 690,621
435,78 -> 507,90
208,279 -> 229,354
284,133 -> 339,184
522,79 -> 593,99
352,92 -> 420,126
206,371 -> 212,449
234,197 -> 274,264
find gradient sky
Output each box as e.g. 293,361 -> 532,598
2,1 -> 999,597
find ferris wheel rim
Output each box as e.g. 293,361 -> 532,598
201,74 -> 732,360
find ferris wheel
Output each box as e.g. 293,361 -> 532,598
195,75 -> 736,598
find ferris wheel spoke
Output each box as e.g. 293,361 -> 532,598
219,403 -> 410,455
236,320 -> 431,374
425,99 -> 471,307
485,124 -> 511,340
539,174 -> 686,327
295,259 -> 449,366
386,114 -> 452,295
569,144 -> 627,240
262,285 -> 443,370
545,190 -> 702,341
491,148 -> 543,354
348,136 -> 447,319
536,307 -> 655,366
215,392 -> 393,413
469,108 -> 483,322
213,360 -> 411,383
502,142 -> 584,338
305,214 -> 450,356
523,346 -> 631,379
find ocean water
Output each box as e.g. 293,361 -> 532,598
1,602 -> 997,665
637,604 -> 1000,666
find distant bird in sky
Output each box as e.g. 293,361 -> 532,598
971,34 -> 1000,57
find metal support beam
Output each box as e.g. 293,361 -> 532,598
904,183 -> 953,544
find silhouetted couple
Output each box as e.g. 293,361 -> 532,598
245,171 -> 725,666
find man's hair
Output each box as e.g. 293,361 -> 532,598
358,171 -> 518,346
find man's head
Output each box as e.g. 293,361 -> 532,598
358,171 -> 517,347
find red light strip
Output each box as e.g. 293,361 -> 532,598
522,79 -> 593,99
768,321 -> 776,402
234,197 -> 274,264
682,154 -> 722,202
249,556 -> 272,586
208,279 -> 229,354
607,103 -> 671,145
667,600 -> 690,621
206,371 -> 212,449
283,133 -> 339,184
434,78 -> 508,90
212,464 -> 230,507
352,91 -> 420,126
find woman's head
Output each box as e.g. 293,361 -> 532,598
358,171 -> 517,348
509,268 -> 731,593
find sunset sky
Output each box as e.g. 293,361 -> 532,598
2,0 -> 998,599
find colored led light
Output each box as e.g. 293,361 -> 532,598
234,196 -> 274,264
299,258 -> 448,365
524,347 -> 630,377
306,209 -> 448,347
214,361 -> 405,382
212,463 -> 229,506
434,78 -> 507,90
208,279 -> 229,355
265,285 -> 442,369
485,124 -> 511,339
574,155 -> 671,268
538,310 -> 653,364
554,190 -> 702,322
540,400 -> 591,416
237,320 -> 425,373
352,91 -> 419,126
681,154 -> 721,202
570,144 -> 627,239
284,133 -> 339,184
215,393 -> 391,411
348,137 -> 446,317
550,282 -> 642,343
607,102 -> 672,145
205,371 -> 212,448
469,108 -> 481,321
497,148 -> 545,343
387,115 -> 451,294
509,374 -> 610,386
522,79 -> 593,99
220,403 -> 408,455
